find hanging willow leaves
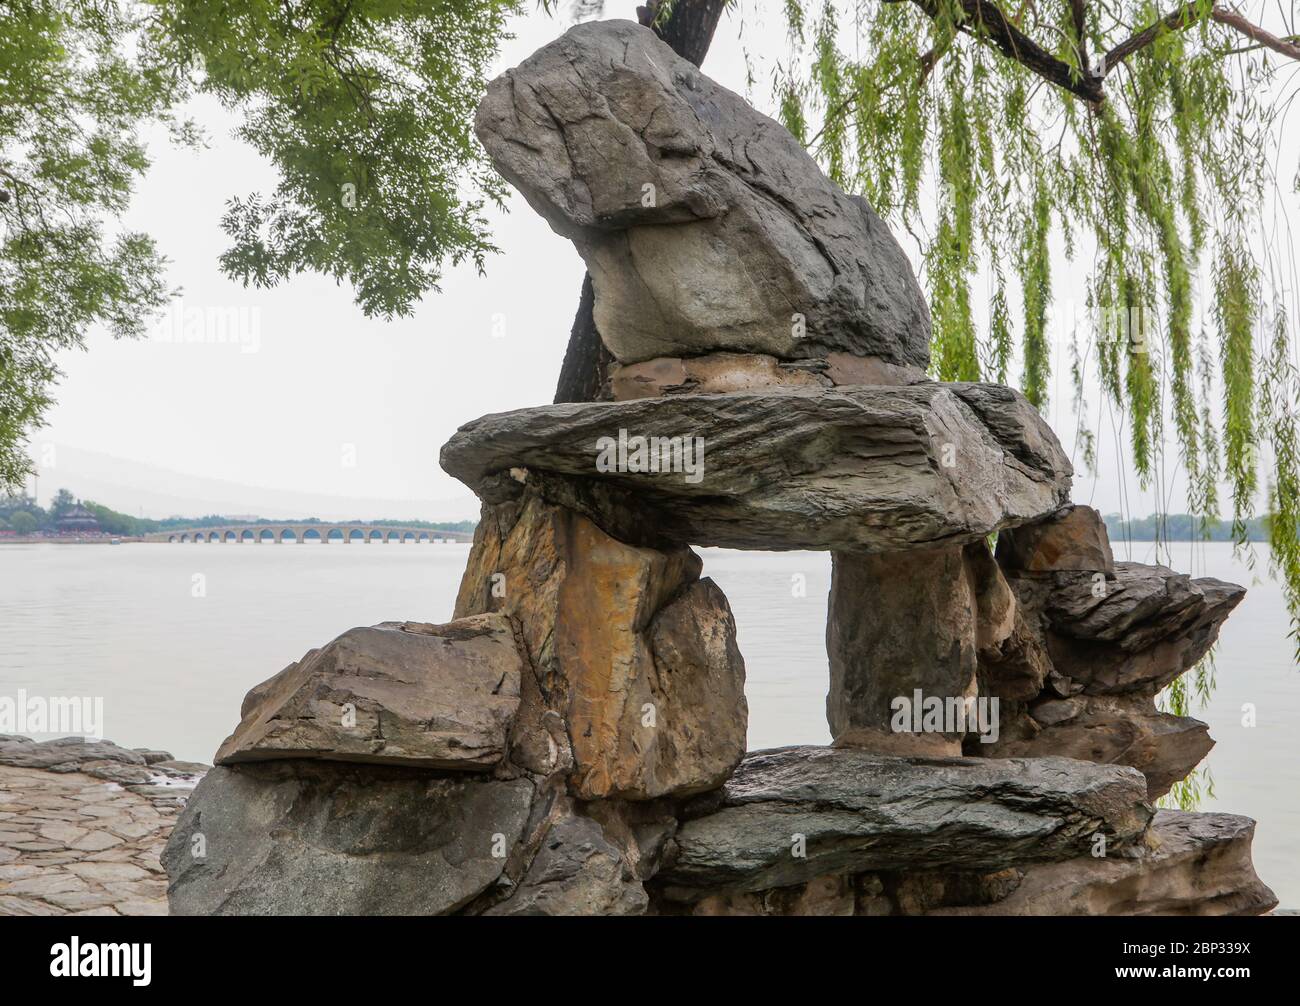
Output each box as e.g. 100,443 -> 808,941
772,0 -> 1300,661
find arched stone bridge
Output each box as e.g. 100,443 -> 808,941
142,524 -> 475,544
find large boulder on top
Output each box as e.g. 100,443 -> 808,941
214,616 -> 525,770
474,19 -> 931,369
440,383 -> 1072,552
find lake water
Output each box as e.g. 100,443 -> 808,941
1,539 -> 1296,906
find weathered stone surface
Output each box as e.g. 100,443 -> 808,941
982,694 -> 1214,800
455,491 -> 747,800
214,616 -> 524,770
441,383 -> 1072,552
926,811 -> 1277,916
996,504 -> 1114,573
163,762 -> 533,915
1042,563 -> 1245,695
0,752 -> 203,918
485,812 -> 647,916
609,351 -> 925,401
475,20 -> 930,368
967,559 -> 1244,796
827,546 -> 977,754
656,747 -> 1151,899
690,811 -> 1276,915
0,736 -> 148,772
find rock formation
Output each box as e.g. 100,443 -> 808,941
474,19 -> 931,370
164,20 -> 1274,916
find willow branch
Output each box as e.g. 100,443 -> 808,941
1210,7 -> 1300,60
905,0 -> 1105,102
1104,4 -> 1300,75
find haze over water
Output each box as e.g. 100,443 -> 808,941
1,539 -> 1296,907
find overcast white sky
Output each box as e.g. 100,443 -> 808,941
25,5 -> 1294,523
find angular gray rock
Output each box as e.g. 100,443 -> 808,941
163,762 -> 534,915
1042,563 -> 1245,694
441,382 -> 1072,552
214,616 -> 524,770
655,811 -> 1275,915
983,693 -> 1214,800
968,557 -> 1245,797
475,19 -> 931,369
0,735 -> 149,772
656,747 -> 1151,899
485,813 -> 648,916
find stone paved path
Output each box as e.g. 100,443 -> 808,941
0,736 -> 204,916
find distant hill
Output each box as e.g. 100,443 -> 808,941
21,444 -> 479,523
1,491 -> 477,538
1103,512 -> 1271,543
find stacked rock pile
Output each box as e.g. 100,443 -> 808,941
164,20 -> 1274,916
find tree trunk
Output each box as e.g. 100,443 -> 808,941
552,0 -> 728,404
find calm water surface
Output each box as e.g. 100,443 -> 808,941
1,539 -> 1296,906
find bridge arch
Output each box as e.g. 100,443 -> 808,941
348,529 -> 365,543
301,528 -> 322,543
326,528 -> 344,542
258,529 -> 275,543
368,529 -> 384,543
417,531 -> 430,543
241,529 -> 255,542
278,528 -> 295,543
223,531 -> 237,542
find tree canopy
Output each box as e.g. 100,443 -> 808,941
0,0 -> 519,491
765,1 -> 1300,655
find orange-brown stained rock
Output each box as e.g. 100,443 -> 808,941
456,489 -> 746,800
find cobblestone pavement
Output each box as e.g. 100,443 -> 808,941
0,736 -> 204,916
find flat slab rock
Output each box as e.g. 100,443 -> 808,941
476,19 -> 931,369
215,615 -> 524,770
441,382 -> 1071,552
927,810 -> 1277,916
657,746 -> 1151,898
163,762 -> 533,916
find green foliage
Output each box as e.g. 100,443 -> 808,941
773,0 -> 1300,657
1,1 -> 519,494
0,1 -> 187,493
148,0 -> 519,318
9,510 -> 38,535
1103,511 -> 1270,543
